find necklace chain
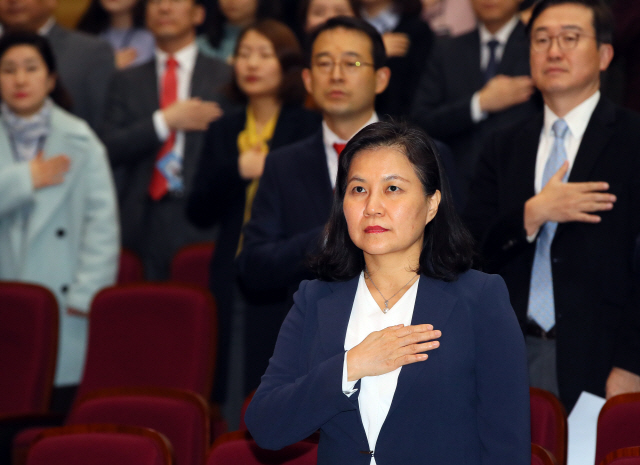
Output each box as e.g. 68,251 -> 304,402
364,269 -> 419,314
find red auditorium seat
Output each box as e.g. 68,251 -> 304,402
26,424 -> 173,465
117,249 -> 145,284
600,447 -> 640,465
13,283 -> 216,464
77,282 -> 217,401
170,242 -> 215,290
532,443 -> 558,465
0,282 -> 58,416
530,387 -> 567,465
207,431 -> 318,465
595,393 -> 640,465
67,387 -> 208,465
238,390 -> 255,431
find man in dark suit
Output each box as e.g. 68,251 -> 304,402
236,17 -> 391,393
0,0 -> 115,131
465,0 -> 640,410
412,0 -> 539,202
103,0 -> 230,280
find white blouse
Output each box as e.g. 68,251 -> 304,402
342,272 -> 419,464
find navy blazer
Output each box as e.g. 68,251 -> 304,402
245,270 -> 530,465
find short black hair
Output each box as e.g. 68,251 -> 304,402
0,32 -> 73,111
310,121 -> 474,282
526,0 -> 614,45
305,16 -> 386,69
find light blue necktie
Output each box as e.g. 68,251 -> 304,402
527,119 -> 570,331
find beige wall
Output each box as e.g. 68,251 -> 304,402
55,0 -> 91,29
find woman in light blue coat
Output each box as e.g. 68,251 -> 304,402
0,32 -> 119,409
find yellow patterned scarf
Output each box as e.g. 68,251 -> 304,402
236,106 -> 279,254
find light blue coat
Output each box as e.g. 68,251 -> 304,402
0,105 -> 119,386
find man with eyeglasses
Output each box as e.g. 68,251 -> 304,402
412,0 -> 540,206
235,17 -> 391,395
465,0 -> 640,411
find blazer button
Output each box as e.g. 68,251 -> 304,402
56,228 -> 66,237
61,285 -> 69,293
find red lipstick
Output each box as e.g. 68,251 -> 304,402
365,226 -> 388,233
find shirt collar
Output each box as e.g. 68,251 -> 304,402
155,41 -> 198,73
322,112 -> 379,148
543,90 -> 600,140
38,17 -> 55,36
0,16 -> 55,37
478,15 -> 519,45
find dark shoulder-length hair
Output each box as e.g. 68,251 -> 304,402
310,121 -> 474,282
0,32 -> 73,112
201,0 -> 281,50
226,19 -> 306,106
77,0 -> 147,35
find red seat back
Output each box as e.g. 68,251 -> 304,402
600,447 -> 640,465
68,388 -> 208,465
530,387 -> 567,465
207,432 -> 317,465
238,391 -> 255,431
0,282 -> 58,415
117,249 -> 145,284
532,443 -> 558,465
170,242 -> 215,290
26,424 -> 172,465
77,283 -> 217,401
596,394 -> 640,465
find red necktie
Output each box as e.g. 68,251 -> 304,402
149,56 -> 179,200
333,142 -> 347,157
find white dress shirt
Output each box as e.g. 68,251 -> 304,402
525,90 -> 600,242
534,90 -> 600,193
152,42 -> 198,166
342,272 -> 420,464
470,15 -> 521,122
323,112 -> 379,188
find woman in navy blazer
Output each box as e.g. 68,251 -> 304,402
245,121 -> 530,464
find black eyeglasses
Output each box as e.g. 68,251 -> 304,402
531,30 -> 596,52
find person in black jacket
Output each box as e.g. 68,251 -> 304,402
411,0 -> 539,204
464,0 -> 640,410
360,0 -> 435,118
187,19 -> 320,403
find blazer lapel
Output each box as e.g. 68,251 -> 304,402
316,276 -> 360,358
303,130 -> 334,214
142,60 -> 160,112
27,109 -> 82,243
466,31 -> 485,90
566,98 -> 615,183
554,98 -> 615,239
386,276 -> 458,418
510,114 -> 542,206
0,127 -> 25,266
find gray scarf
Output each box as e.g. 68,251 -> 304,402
1,98 -> 52,162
